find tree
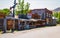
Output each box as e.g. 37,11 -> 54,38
53,12 -> 58,18
24,2 -> 30,14
3,8 -> 10,15
0,8 -> 10,15
16,0 -> 30,15
53,12 -> 60,23
17,0 -> 24,14
57,12 -> 60,23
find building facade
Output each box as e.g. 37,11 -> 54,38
28,8 -> 52,25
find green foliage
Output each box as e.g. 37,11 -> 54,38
58,12 -> 60,23
24,2 -> 30,14
3,8 -> 10,15
53,12 -> 60,23
0,8 -> 10,15
16,0 -> 30,15
53,12 -> 58,18
16,11 -> 21,15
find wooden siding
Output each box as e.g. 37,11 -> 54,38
0,19 -> 4,30
32,13 -> 40,19
7,19 -> 14,30
15,19 -> 18,30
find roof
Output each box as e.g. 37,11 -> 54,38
29,8 -> 52,14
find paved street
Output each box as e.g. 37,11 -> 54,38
0,25 -> 60,38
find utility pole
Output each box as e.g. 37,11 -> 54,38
13,0 -> 17,17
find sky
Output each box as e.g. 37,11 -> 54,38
0,0 -> 60,10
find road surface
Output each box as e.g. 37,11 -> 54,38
0,26 -> 60,38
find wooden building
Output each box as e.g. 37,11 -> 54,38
32,13 -> 40,19
0,12 -> 6,30
28,8 -> 53,26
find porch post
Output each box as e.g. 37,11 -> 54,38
3,18 -> 7,33
11,19 -> 15,33
18,19 -> 20,30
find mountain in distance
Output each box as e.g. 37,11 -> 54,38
53,7 -> 60,12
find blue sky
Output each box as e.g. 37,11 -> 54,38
0,0 -> 60,10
